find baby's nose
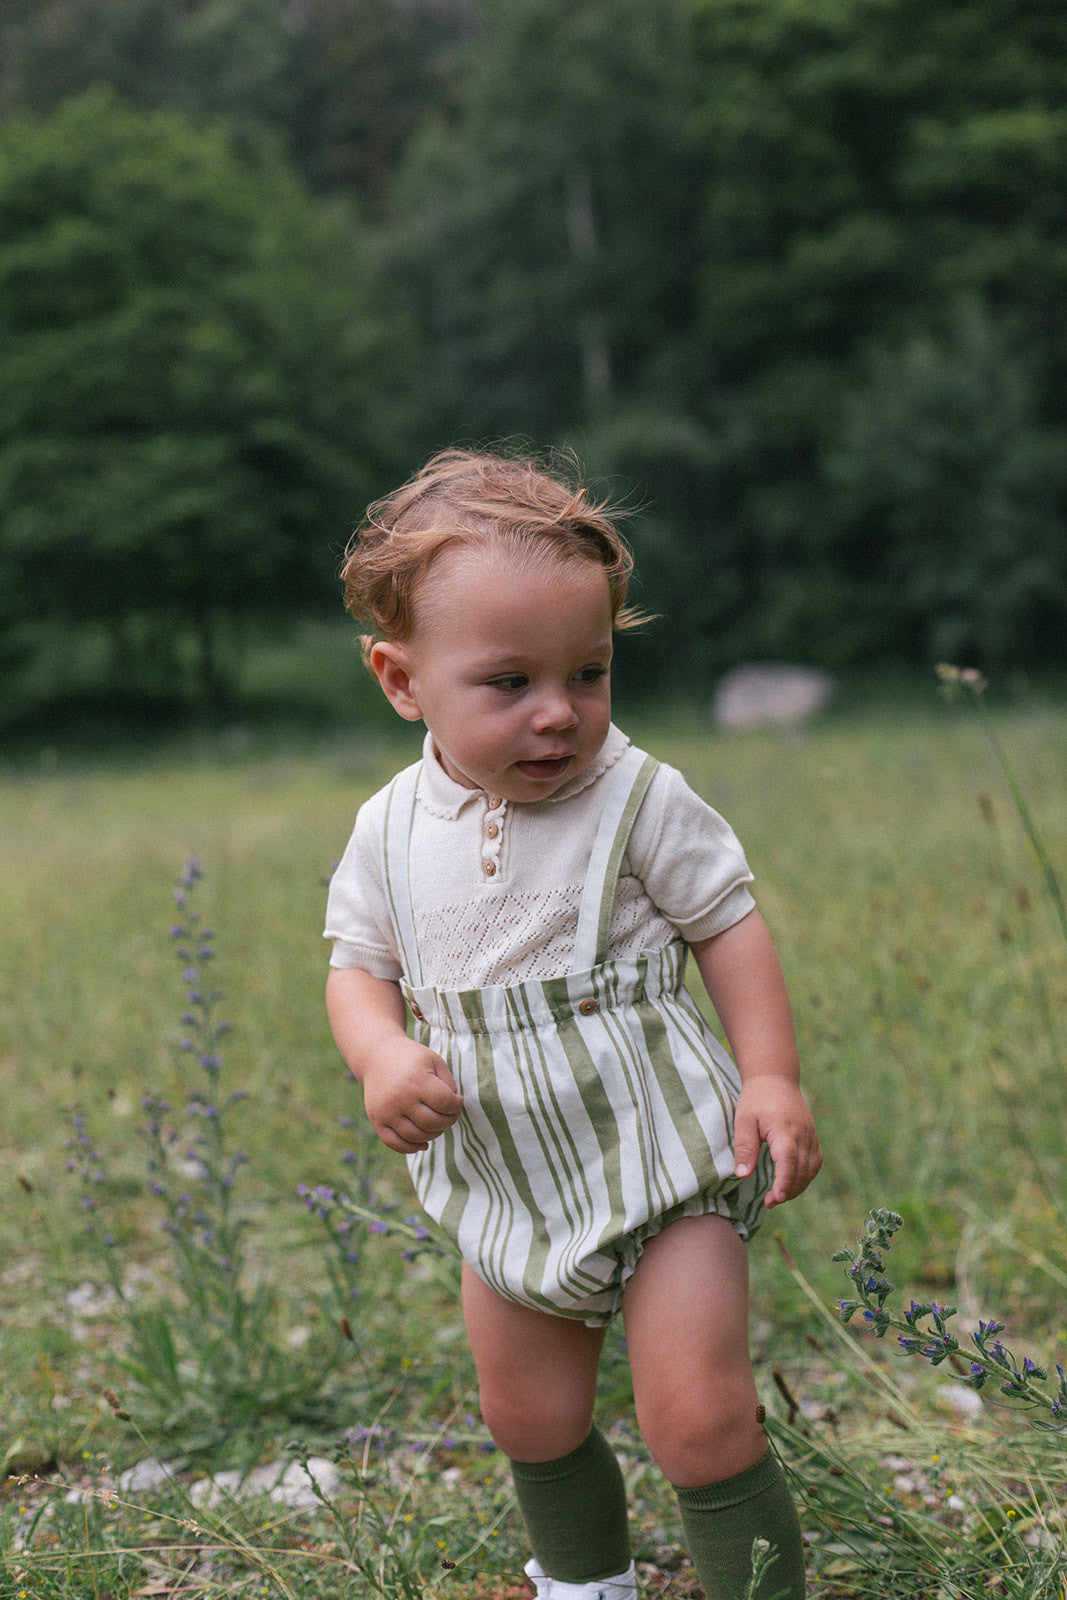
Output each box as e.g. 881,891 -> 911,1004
532,688 -> 578,729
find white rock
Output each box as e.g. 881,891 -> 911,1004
190,1464 -> 275,1508
270,1458 -> 342,1509
190,1469 -> 241,1507
65,1282 -> 116,1316
119,1458 -> 177,1493
940,1382 -> 986,1419
712,665 -> 835,730
189,1456 -> 341,1511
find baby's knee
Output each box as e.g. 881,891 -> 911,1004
636,1388 -> 765,1487
477,1383 -> 595,1464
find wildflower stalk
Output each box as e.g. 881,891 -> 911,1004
156,859 -> 252,1336
65,858 -> 350,1445
64,1110 -> 124,1302
834,1209 -> 1066,1430
936,664 -> 1067,945
299,1182 -> 461,1300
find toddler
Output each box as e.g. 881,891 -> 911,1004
324,449 -> 821,1600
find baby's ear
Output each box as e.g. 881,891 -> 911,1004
368,640 -> 423,722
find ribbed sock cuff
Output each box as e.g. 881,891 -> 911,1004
511,1429 -> 609,1484
674,1448 -> 780,1512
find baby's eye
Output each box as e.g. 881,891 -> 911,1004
487,673 -> 529,692
575,664 -> 609,685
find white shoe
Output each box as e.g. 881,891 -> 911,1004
524,1557 -> 638,1600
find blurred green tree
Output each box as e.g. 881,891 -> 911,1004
380,0 -> 716,695
680,0 -> 1067,670
0,0 -> 295,137
0,89 -> 395,707
4,0 -> 1065,688
289,0 -> 471,214
826,301 -> 1067,667
382,0 -> 1067,678
0,0 -> 470,216
390,0 -> 704,442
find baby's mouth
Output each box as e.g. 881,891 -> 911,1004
515,755 -> 573,780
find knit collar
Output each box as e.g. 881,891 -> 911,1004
416,724 -> 631,819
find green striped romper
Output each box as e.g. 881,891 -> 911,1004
383,743 -> 775,1326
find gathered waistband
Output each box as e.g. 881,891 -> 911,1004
401,942 -> 690,1036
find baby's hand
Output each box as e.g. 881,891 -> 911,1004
733,1076 -> 822,1209
361,1039 -> 463,1155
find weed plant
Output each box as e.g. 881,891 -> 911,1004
62,858 -> 370,1455
835,1207 -> 1066,1428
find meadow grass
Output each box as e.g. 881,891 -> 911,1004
0,681 -> 1064,1596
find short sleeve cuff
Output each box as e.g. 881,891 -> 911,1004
675,884 -> 757,945
328,940 -> 403,981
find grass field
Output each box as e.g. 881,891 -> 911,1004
1,679 -> 1064,1597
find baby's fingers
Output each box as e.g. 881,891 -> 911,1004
400,1060 -> 463,1148
424,1055 -> 463,1111
380,1101 -> 458,1154
765,1126 -> 822,1207
764,1143 -> 798,1208
732,1103 -> 763,1182
377,1120 -> 430,1155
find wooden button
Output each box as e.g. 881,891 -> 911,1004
483,859 -> 497,876
578,998 -> 598,1015
487,795 -> 503,810
409,1001 -> 424,1021
486,823 -> 499,839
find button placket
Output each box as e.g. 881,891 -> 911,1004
481,794 -> 507,879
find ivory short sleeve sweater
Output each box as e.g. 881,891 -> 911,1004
324,724 -> 756,989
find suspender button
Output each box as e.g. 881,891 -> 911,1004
578,998 -> 599,1016
409,1001 -> 424,1021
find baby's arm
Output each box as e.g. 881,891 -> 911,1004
690,909 -> 821,1208
326,967 -> 463,1155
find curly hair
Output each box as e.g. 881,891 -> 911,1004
340,447 -> 647,650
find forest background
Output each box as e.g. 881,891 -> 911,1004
2,0 -> 1067,737
2,7 -> 1067,1592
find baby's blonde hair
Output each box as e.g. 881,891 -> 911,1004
341,448 -> 646,653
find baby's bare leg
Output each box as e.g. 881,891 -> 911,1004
624,1215 -> 806,1598
463,1265 -> 631,1584
623,1213 -> 765,1486
461,1263 -> 604,1459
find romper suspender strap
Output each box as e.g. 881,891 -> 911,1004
572,746 -> 659,971
381,760 -> 424,986
381,744 -> 659,985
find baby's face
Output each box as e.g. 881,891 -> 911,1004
375,544 -> 614,802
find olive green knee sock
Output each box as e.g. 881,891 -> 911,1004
509,1427 -> 631,1583
675,1451 -> 806,1600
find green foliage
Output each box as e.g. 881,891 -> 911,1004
666,0 -> 1067,672
290,0 -> 472,213
827,304 -> 1067,665
3,0 -> 1067,703
0,0 -> 296,136
376,0 -> 1067,679
0,89 -> 395,707
391,0 -> 703,444
64,860 -> 370,1454
0,0 -> 471,212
